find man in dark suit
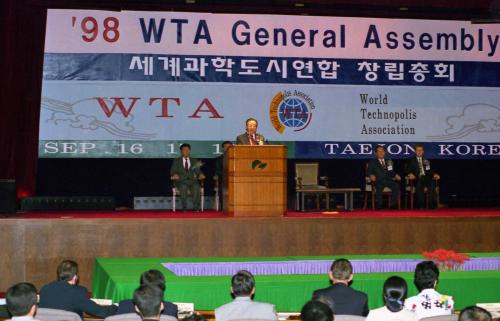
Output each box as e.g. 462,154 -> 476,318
170,143 -> 205,211
367,145 -> 401,209
214,141 -> 233,210
406,143 -> 440,209
39,260 -> 117,319
117,269 -> 177,317
312,259 -> 369,316
236,118 -> 267,145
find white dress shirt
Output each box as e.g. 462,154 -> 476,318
366,306 -> 418,321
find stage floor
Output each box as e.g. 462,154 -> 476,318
1,208 -> 499,295
2,207 -> 500,219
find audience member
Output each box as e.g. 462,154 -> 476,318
365,276 -> 417,321
405,261 -> 454,319
133,285 -> 164,321
301,300 -> 334,321
5,282 -> 40,321
117,269 -> 177,317
215,270 -> 277,321
312,259 -> 368,316
459,306 -> 492,321
39,260 -> 117,319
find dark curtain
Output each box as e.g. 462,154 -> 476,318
0,0 -> 45,197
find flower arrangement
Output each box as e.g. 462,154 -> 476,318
422,249 -> 470,271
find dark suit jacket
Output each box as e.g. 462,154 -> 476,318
367,158 -> 396,181
169,157 -> 203,183
39,281 -> 117,319
405,157 -> 434,178
215,154 -> 224,179
313,283 -> 369,316
116,299 -> 178,318
235,132 -> 267,145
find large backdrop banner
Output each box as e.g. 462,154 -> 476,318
39,9 -> 500,159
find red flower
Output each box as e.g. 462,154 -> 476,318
421,249 -> 470,267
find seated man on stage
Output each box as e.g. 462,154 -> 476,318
236,118 -> 267,145
170,143 -> 205,211
367,145 -> 401,209
406,143 -> 440,209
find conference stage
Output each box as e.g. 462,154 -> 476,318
0,209 -> 499,294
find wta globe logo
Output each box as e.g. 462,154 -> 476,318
269,90 -> 315,134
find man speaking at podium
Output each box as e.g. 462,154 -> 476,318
236,118 -> 268,145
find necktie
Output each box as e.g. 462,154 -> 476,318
184,158 -> 189,172
380,159 -> 386,169
249,134 -> 255,145
418,158 -> 424,176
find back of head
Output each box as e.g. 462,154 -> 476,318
383,276 -> 407,313
140,269 -> 166,292
57,260 -> 78,282
459,306 -> 492,321
313,295 -> 335,315
133,285 -> 163,319
414,261 -> 439,292
6,283 -> 38,317
301,300 -> 334,321
330,259 -> 353,281
231,270 -> 255,297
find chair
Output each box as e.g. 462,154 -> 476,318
363,163 -> 401,210
36,308 -> 81,321
295,163 -> 329,211
171,176 -> 205,212
213,175 -> 221,211
420,315 -> 458,321
335,315 -> 366,321
105,313 -> 178,321
405,175 -> 440,209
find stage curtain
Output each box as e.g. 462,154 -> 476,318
0,0 -> 46,197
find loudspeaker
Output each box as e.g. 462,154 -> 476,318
20,196 -> 115,211
0,179 -> 17,213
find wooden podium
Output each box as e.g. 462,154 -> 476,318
223,145 -> 287,217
